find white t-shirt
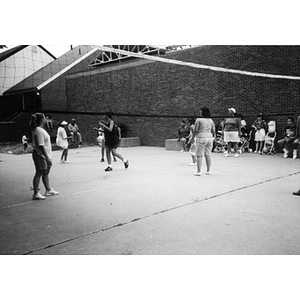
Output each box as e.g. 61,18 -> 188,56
56,127 -> 68,149
32,127 -> 52,159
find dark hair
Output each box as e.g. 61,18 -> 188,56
287,117 -> 294,123
29,113 -> 45,130
201,107 -> 211,118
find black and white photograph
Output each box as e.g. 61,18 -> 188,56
1,1 -> 299,299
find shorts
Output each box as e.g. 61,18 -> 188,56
32,150 -> 49,171
224,131 -> 240,143
195,137 -> 213,157
97,136 -> 105,147
255,129 -> 266,141
189,142 -> 196,155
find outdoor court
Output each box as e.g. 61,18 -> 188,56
0,145 -> 300,255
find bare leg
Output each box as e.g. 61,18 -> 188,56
227,142 -> 232,154
41,167 -> 51,191
106,147 -> 112,165
196,156 -> 203,173
205,154 -> 211,172
33,171 -> 42,195
111,148 -> 125,162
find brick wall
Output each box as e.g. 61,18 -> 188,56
64,46 -> 300,147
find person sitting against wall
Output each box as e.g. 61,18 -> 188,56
277,117 -> 299,159
68,119 -> 82,147
177,119 -> 190,152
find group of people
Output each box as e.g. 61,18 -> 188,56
29,113 -> 129,200
176,108 -> 300,197
29,109 -> 299,200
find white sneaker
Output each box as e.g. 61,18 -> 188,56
283,149 -> 288,158
234,153 -> 239,158
224,153 -> 229,157
45,188 -> 59,196
32,193 -> 46,200
205,171 -> 211,175
64,160 -> 71,163
194,172 -> 201,176
293,150 -> 297,159
189,162 -> 196,166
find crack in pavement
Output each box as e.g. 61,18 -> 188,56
22,171 -> 300,255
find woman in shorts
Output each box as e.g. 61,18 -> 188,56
252,113 -> 267,154
100,114 -> 129,172
222,108 -> 241,157
30,113 -> 59,200
189,107 -> 215,176
56,120 -> 71,163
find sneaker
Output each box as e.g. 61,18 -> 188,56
224,153 -> 229,157
293,150 -> 297,159
180,150 -> 184,153
100,158 -> 105,162
124,160 -> 129,169
293,190 -> 300,196
234,153 -> 239,158
64,160 -> 71,163
253,151 -> 257,154
32,193 -> 46,200
205,171 -> 211,175
189,162 -> 197,166
283,149 -> 288,158
105,166 -> 113,171
194,172 -> 201,176
45,188 -> 59,196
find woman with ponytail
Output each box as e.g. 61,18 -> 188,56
30,113 -> 59,200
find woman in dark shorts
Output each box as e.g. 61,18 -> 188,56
30,113 -> 59,200
100,114 -> 129,172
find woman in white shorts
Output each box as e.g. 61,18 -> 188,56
252,113 -> 267,154
222,108 -> 241,157
56,121 -> 71,163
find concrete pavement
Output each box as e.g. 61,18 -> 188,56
0,146 -> 299,254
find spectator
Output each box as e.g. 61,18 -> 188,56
222,108 -> 241,157
29,113 -> 59,200
22,133 -> 29,152
252,113 -> 267,154
68,119 -> 82,147
277,117 -> 299,159
293,115 -> 300,196
177,119 -> 190,152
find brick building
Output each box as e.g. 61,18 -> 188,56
1,45 -> 300,147
64,46 -> 300,147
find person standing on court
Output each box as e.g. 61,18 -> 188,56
100,114 -> 129,172
56,120 -> 71,163
293,115 -> 300,196
222,107 -> 241,157
30,113 -> 59,200
189,107 -> 216,176
252,113 -> 267,154
68,119 -> 82,147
